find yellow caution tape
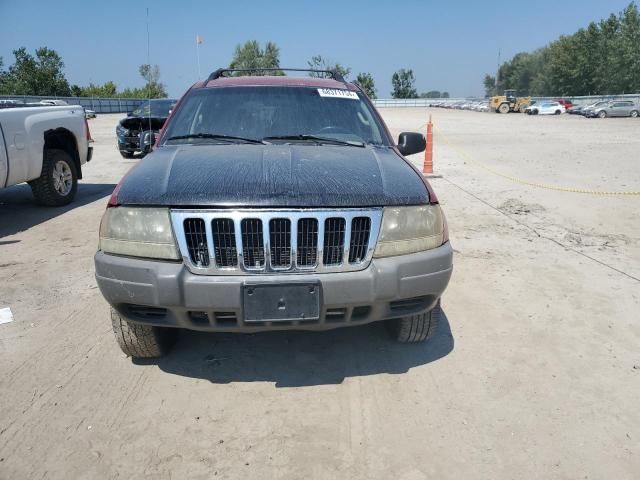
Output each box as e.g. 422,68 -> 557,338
436,129 -> 640,196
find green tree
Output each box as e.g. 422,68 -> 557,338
138,64 -> 167,98
0,47 -> 71,96
420,90 -> 441,98
355,72 -> 376,98
391,69 -> 418,98
229,40 -> 283,75
483,74 -> 496,97
307,55 -> 351,79
0,57 -> 7,94
619,3 -> 640,92
486,2 -> 640,96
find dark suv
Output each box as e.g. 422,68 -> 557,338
116,99 -> 176,158
96,69 -> 453,358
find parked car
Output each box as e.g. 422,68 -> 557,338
580,101 -> 609,117
567,104 -> 586,115
0,104 -> 93,205
115,99 -> 176,158
38,99 -> 69,106
585,100 -> 639,118
84,108 -> 96,119
0,99 -> 24,109
525,101 -> 566,115
555,99 -> 574,111
95,68 -> 453,358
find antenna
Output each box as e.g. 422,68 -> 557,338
146,7 -> 151,136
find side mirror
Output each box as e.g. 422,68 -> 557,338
397,132 -> 426,156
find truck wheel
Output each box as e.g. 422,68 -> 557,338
498,103 -> 510,114
111,307 -> 176,358
387,304 -> 440,343
30,149 -> 78,206
519,105 -> 527,113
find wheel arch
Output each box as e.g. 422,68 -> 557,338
44,128 -> 82,179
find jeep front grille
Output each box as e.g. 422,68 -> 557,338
171,209 -> 382,275
241,218 -> 265,269
349,217 -> 371,263
211,218 -> 237,267
297,218 -> 318,267
269,218 -> 292,268
184,218 -> 210,267
323,218 -> 345,265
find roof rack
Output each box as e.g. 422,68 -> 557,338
206,68 -> 346,84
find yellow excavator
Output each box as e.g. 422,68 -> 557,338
489,89 -> 532,113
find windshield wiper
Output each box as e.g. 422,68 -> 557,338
166,133 -> 266,144
262,134 -> 364,147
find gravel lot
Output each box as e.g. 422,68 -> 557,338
1,109 -> 639,479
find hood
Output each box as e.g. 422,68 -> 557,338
115,144 -> 429,207
119,116 -> 167,130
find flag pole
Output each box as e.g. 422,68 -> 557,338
196,37 -> 202,80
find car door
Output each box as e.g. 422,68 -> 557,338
611,102 -> 628,117
619,102 -> 633,116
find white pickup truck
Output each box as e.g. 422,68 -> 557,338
0,105 -> 93,206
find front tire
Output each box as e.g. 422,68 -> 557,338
498,103 -> 510,114
555,110 -> 561,115
387,304 -> 440,343
111,307 -> 176,358
598,111 -> 607,118
29,149 -> 78,206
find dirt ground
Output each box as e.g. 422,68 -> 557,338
1,109 -> 638,479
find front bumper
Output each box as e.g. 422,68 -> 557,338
95,243 -> 453,332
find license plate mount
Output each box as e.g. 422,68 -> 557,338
242,282 -> 321,322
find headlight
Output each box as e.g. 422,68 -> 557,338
99,207 -> 180,260
373,205 -> 446,258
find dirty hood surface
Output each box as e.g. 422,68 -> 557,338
116,144 -> 429,207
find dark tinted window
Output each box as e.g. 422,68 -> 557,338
162,86 -> 387,145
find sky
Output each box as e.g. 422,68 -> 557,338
0,0 -> 634,99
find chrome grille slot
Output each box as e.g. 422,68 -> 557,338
241,218 -> 265,269
171,209 -> 382,275
297,218 -> 318,267
323,218 -> 345,265
212,218 -> 237,267
269,218 -> 291,268
349,217 -> 371,263
184,218 -> 210,267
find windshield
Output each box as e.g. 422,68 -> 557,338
162,86 -> 388,146
132,100 -> 175,117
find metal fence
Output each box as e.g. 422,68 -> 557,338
0,95 -> 148,113
373,93 -> 640,108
